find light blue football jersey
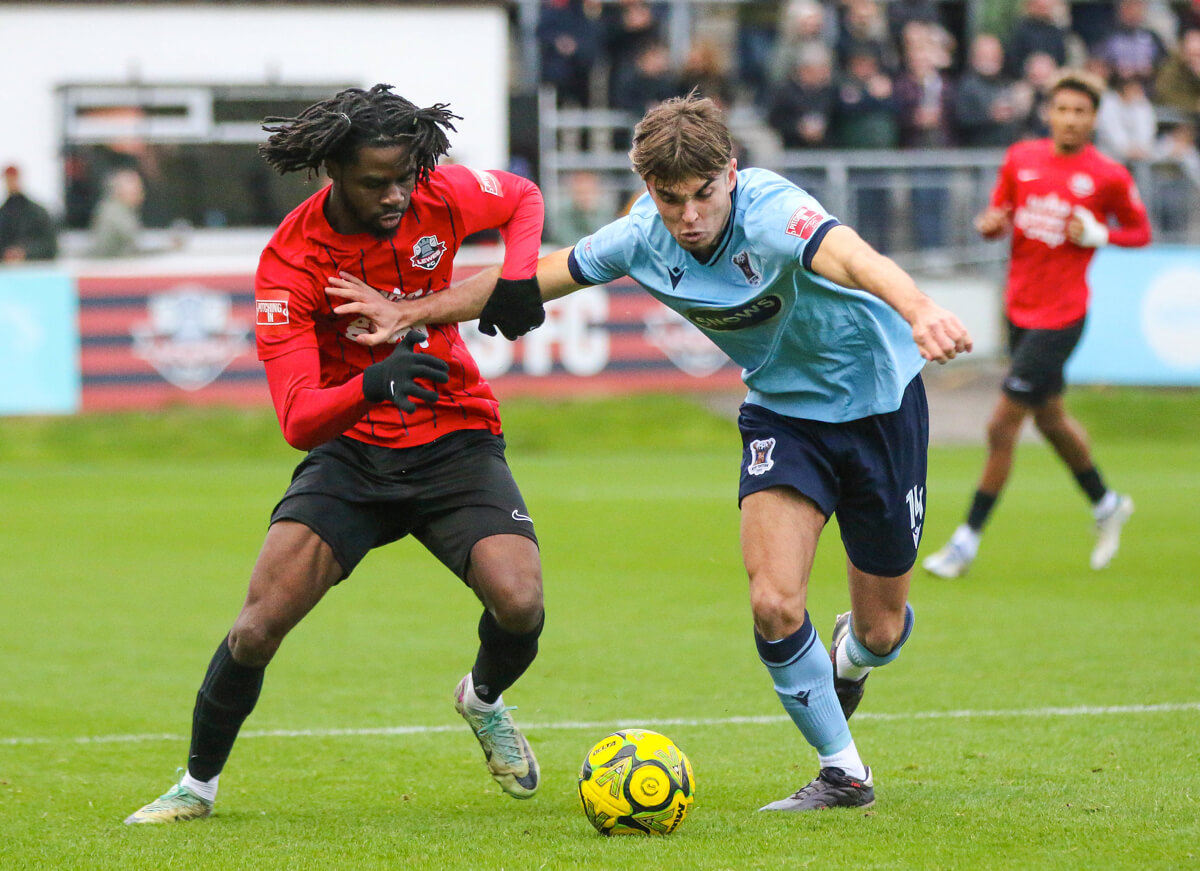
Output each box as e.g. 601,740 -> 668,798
568,167 -> 925,423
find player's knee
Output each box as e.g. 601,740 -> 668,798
986,417 -> 1018,451
228,616 -> 286,667
748,580 -> 805,638
486,577 -> 544,634
855,619 -> 904,658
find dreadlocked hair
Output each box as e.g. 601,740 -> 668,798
258,83 -> 460,182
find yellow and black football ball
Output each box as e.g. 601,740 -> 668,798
577,728 -> 695,835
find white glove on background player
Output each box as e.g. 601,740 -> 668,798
1071,205 -> 1109,247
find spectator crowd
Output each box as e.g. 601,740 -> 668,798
536,0 -> 1200,158
535,0 -> 1200,246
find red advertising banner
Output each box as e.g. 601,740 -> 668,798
77,264 -> 742,412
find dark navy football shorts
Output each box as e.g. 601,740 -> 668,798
737,375 -> 929,577
1003,317 -> 1086,406
270,429 -> 537,582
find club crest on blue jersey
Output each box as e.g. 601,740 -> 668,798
686,295 -> 782,331
747,437 -> 777,476
410,234 -> 447,270
732,250 -> 762,285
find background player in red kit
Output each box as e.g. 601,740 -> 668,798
924,70 -> 1151,580
126,84 -> 550,823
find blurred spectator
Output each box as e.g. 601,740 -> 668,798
1154,28 -> 1200,117
768,0 -> 835,91
602,0 -> 666,84
1095,75 -> 1157,163
955,33 -> 1029,146
736,0 -> 784,107
836,0 -> 898,73
87,168 -> 183,258
895,24 -> 955,252
833,49 -> 898,252
610,40 -> 680,114
896,28 -> 956,149
1095,0 -> 1168,84
833,49 -> 899,148
1016,51 -> 1061,138
1150,116 -> 1200,236
768,44 -> 837,148
538,0 -> 603,107
678,36 -> 736,109
0,165 -> 58,262
549,170 -> 614,245
886,0 -> 942,48
1004,0 -> 1069,78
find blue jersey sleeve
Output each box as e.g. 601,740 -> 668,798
569,214 -> 639,286
741,180 -> 840,273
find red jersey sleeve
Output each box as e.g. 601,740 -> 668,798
990,147 -> 1017,211
264,347 -> 371,451
440,166 -> 544,279
1102,167 -> 1152,248
255,244 -> 318,361
256,229 -> 371,449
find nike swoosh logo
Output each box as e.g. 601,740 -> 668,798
512,509 -> 532,522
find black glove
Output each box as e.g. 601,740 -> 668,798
478,276 -> 545,340
361,330 -> 450,413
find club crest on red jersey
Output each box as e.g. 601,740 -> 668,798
411,234 -> 447,270
1069,173 -> 1095,198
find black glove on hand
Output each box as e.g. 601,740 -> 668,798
478,276 -> 545,340
361,331 -> 450,413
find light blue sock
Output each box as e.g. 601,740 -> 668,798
755,612 -> 851,756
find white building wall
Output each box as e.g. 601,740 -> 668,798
0,3 -> 508,211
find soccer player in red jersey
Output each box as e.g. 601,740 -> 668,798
125,85 -> 548,823
924,70 -> 1151,579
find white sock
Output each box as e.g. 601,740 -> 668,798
181,771 -> 218,803
950,523 -> 981,558
1094,490 -> 1119,519
818,739 -> 868,781
462,672 -> 503,712
836,640 -> 872,682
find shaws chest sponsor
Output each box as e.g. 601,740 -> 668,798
685,295 -> 782,331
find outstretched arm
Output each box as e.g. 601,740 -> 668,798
808,224 -> 973,363
327,246 -> 590,346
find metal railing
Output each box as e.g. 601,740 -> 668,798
538,90 -> 1200,266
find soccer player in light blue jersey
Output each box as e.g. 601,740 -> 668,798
327,93 -> 973,811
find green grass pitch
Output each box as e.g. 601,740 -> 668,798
0,391 -> 1197,869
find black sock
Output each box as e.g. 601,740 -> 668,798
1074,466 -> 1107,504
188,637 -> 265,782
471,610 -> 544,704
966,490 -> 998,532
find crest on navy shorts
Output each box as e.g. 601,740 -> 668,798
732,250 -> 762,285
747,437 -> 776,476
411,234 -> 447,270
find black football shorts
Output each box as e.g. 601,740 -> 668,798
1003,317 -> 1086,406
270,429 -> 537,582
737,375 -> 929,578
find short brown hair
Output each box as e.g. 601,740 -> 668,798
1048,69 -> 1104,109
629,92 -> 734,186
